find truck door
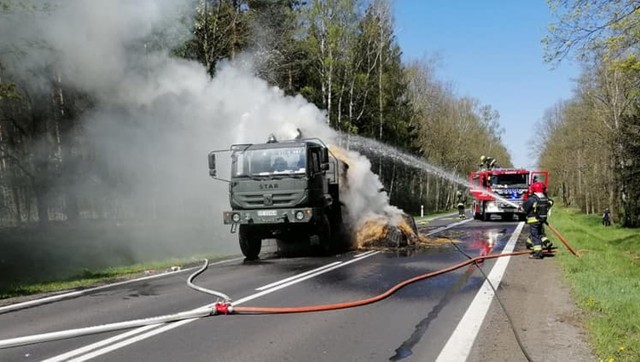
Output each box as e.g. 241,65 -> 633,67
530,170 -> 549,188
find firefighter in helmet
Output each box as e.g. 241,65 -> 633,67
480,155 -> 497,170
522,182 -> 554,259
524,176 -> 553,251
456,190 -> 467,219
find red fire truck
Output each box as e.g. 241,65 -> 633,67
469,168 -> 548,221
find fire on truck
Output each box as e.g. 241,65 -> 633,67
469,168 -> 548,221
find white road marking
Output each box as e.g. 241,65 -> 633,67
426,218 -> 473,236
256,261 -> 343,290
41,325 -> 159,362
47,251 -> 380,361
67,320 -> 195,362
436,222 -> 524,362
233,251 -> 379,305
353,250 -> 376,258
0,257 -> 242,314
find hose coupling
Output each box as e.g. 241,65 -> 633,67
214,302 -> 233,315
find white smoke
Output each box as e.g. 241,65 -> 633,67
0,0 -> 402,256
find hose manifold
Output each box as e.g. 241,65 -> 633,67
214,302 -> 233,315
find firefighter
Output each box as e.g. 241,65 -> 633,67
456,190 -> 467,218
602,208 -> 611,226
524,177 -> 553,251
522,182 -> 554,259
480,155 -> 497,170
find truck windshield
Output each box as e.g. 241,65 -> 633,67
491,174 -> 528,187
232,146 -> 306,177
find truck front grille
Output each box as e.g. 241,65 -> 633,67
236,192 -> 302,207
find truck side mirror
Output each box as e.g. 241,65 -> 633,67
320,148 -> 330,171
321,148 -> 329,163
208,152 -> 216,177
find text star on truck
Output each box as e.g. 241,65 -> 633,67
469,168 -> 548,221
208,135 -> 349,260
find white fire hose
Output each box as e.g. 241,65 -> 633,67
0,259 -> 230,349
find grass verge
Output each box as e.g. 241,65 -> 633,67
551,207 -> 640,362
413,209 -> 457,223
0,254 -> 220,300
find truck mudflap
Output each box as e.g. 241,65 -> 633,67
223,207 -> 320,226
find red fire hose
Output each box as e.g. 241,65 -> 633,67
222,250 -> 534,315
547,223 -> 580,257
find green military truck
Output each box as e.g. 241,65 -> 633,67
208,135 -> 348,260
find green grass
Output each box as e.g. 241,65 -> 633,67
0,221 -> 233,299
0,255 -> 220,299
413,209 -> 457,223
551,207 -> 640,362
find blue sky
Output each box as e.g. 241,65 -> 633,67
392,0 -> 579,169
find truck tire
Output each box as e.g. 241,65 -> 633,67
239,225 -> 261,260
482,202 -> 490,221
503,213 -> 513,221
472,202 -> 481,220
317,215 -> 334,255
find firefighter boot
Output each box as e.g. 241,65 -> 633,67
526,238 -> 533,250
529,245 -> 543,259
541,237 -> 554,251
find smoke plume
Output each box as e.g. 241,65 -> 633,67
0,0 -> 402,258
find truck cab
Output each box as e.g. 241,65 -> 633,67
469,169 -> 548,221
208,137 -> 346,259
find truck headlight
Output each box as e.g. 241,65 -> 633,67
295,211 -> 305,221
232,213 -> 241,223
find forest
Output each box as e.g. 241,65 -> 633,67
2,0 -> 637,233
541,0 -> 640,227
0,0 -> 511,231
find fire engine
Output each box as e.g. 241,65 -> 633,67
469,168 -> 548,221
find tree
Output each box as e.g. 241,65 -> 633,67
175,0 -> 251,77
544,0 -> 640,226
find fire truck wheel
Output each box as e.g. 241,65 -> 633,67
239,225 -> 261,260
482,203 -> 490,221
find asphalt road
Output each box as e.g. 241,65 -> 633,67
0,213 -> 526,362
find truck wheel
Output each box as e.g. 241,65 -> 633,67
239,225 -> 261,260
472,202 -> 481,220
317,216 -> 334,255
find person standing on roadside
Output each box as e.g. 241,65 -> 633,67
522,182 -> 554,259
602,208 -> 611,226
455,190 -> 467,219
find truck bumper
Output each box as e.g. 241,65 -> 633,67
223,207 -> 320,225
484,200 -> 524,214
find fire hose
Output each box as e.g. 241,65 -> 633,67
547,223 -> 579,257
0,227 -> 578,350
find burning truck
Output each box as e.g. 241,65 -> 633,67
208,133 -> 424,259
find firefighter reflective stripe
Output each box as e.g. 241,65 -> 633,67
533,245 -> 542,252
527,217 -> 539,224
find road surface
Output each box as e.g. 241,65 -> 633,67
0,213 -> 538,361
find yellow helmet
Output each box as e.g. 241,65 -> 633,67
456,190 -> 462,196
480,155 -> 486,162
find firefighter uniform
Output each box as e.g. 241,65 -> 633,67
480,155 -> 497,170
524,181 -> 553,251
522,191 -> 553,259
456,191 -> 466,218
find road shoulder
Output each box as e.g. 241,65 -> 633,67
468,234 -> 595,362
